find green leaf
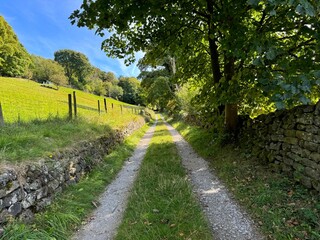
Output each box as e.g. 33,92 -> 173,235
247,0 -> 260,6
300,0 -> 316,17
270,9 -> 277,16
266,48 -> 276,60
299,95 -> 310,105
275,101 -> 285,109
313,70 -> 320,78
290,85 -> 297,94
253,57 -> 262,66
295,4 -> 304,14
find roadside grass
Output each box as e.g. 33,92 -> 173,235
170,119 -> 320,240
0,123 -> 151,240
0,77 -> 146,163
0,114 -> 144,163
115,121 -> 212,240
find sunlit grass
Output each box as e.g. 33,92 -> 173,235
0,77 -> 146,163
0,77 -> 137,124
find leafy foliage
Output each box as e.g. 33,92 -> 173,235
54,49 -> 92,88
31,55 -> 67,88
142,76 -> 174,111
0,16 -> 32,78
118,76 -> 143,105
71,0 -> 320,130
105,81 -> 123,99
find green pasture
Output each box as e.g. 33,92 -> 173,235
0,77 -> 140,127
0,77 -> 146,163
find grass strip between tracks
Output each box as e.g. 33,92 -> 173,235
115,120 -> 212,240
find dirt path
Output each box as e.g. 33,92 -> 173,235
72,117 -> 264,240
72,121 -> 157,240
164,120 -> 264,240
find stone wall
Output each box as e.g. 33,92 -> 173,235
240,102 -> 320,192
0,118 -> 145,224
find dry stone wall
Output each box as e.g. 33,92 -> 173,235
240,101 -> 320,192
0,118 -> 145,225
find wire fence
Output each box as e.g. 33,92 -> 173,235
0,90 -> 144,125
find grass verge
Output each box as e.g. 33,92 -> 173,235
0,115 -> 144,163
170,119 -> 320,240
0,123 -> 151,240
115,121 -> 212,240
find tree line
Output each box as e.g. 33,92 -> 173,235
0,16 -> 143,106
71,0 -> 320,133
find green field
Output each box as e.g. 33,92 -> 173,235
0,77 -> 140,125
0,77 -> 146,163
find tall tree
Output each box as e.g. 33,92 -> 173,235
118,76 -> 143,104
54,49 -> 92,88
0,16 -> 32,77
31,55 -> 67,89
138,56 -> 175,110
71,0 -> 320,132
105,82 -> 123,99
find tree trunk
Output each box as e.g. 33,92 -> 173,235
206,0 -> 221,84
224,56 -> 238,133
206,0 -> 238,132
206,0 -> 224,115
225,104 -> 238,133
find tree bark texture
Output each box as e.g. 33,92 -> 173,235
224,56 -> 238,133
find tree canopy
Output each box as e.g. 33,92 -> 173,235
71,0 -> 320,132
118,76 -> 143,105
54,49 -> 92,88
0,16 -> 32,77
31,55 -> 67,89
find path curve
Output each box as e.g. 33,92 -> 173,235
72,120 -> 157,240
165,120 -> 264,240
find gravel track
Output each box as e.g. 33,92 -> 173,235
165,120 -> 264,240
72,121 -> 157,240
72,118 -> 264,240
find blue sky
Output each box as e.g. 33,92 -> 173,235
0,0 -> 143,77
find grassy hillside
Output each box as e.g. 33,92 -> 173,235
0,77 -> 146,163
0,77 -> 136,124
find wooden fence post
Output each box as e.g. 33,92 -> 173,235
68,94 -> 72,119
73,91 -> 77,118
112,103 -> 114,109
98,100 -> 101,115
120,105 -> 123,114
104,98 -> 107,113
0,102 -> 4,126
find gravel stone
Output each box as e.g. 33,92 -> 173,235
72,121 -> 157,240
165,121 -> 264,240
